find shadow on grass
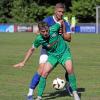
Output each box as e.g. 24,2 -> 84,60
43,87 -> 85,100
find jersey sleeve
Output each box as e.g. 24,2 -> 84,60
43,17 -> 48,23
64,21 -> 71,33
43,16 -> 54,27
43,17 -> 50,26
32,36 -> 41,48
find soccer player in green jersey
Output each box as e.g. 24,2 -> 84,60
14,20 -> 80,100
34,21 -> 80,100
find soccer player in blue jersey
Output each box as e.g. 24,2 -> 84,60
14,3 -> 74,100
30,3 -> 73,99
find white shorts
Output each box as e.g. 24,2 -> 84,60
39,54 -> 48,64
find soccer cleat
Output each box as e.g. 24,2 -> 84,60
73,91 -> 80,100
65,83 -> 73,96
27,95 -> 34,100
35,96 -> 42,100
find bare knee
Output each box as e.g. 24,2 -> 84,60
41,70 -> 49,78
41,62 -> 52,78
37,63 -> 45,75
67,67 -> 74,74
65,60 -> 74,74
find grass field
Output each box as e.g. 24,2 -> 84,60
0,33 -> 100,100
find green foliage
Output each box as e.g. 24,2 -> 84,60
10,0 -> 54,23
10,0 -> 36,23
0,0 -> 12,23
45,6 -> 54,17
70,0 -> 100,22
0,0 -> 100,23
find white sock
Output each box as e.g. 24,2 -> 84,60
36,96 -> 42,100
73,90 -> 77,94
27,88 -> 34,96
73,91 -> 80,100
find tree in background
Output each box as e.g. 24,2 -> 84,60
0,0 -> 100,23
0,0 -> 12,23
70,0 -> 100,22
10,0 -> 54,23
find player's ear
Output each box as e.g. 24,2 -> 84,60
54,9 -> 57,14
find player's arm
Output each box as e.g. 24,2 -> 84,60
13,36 -> 40,68
13,47 -> 35,68
55,20 -> 71,42
61,19 -> 71,42
62,23 -> 71,42
62,31 -> 71,42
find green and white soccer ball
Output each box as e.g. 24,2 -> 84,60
52,78 -> 66,90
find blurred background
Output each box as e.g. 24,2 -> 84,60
0,0 -> 100,33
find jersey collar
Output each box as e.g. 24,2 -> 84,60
53,16 -> 58,23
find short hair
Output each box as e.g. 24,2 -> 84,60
38,21 -> 49,31
55,3 -> 65,9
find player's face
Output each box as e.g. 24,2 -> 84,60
40,29 -> 49,39
55,8 -> 64,20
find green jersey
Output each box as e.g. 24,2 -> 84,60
32,23 -> 69,57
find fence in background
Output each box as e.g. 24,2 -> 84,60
75,23 -> 96,33
0,24 -> 33,32
0,23 -> 99,33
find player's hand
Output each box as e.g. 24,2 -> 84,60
59,20 -> 64,25
13,62 -> 25,68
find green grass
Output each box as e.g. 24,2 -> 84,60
0,33 -> 100,100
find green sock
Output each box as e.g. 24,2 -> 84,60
38,76 -> 46,97
68,74 -> 77,91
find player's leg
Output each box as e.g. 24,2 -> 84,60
64,71 -> 73,96
65,60 -> 76,91
60,50 -> 80,100
36,56 -> 58,100
27,55 -> 48,94
27,54 -> 48,100
27,72 -> 41,99
62,57 -> 73,96
27,64 -> 47,100
65,60 -> 80,100
60,50 -> 77,92
36,62 -> 53,100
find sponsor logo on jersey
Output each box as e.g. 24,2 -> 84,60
52,33 -> 57,37
47,39 -> 58,48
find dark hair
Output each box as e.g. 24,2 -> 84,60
55,3 -> 65,9
38,21 -> 49,31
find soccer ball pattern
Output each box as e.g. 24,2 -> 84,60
52,78 -> 66,90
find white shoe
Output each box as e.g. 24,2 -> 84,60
35,96 -> 42,100
73,91 -> 80,100
27,95 -> 34,100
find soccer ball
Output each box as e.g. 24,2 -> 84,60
52,78 -> 66,90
